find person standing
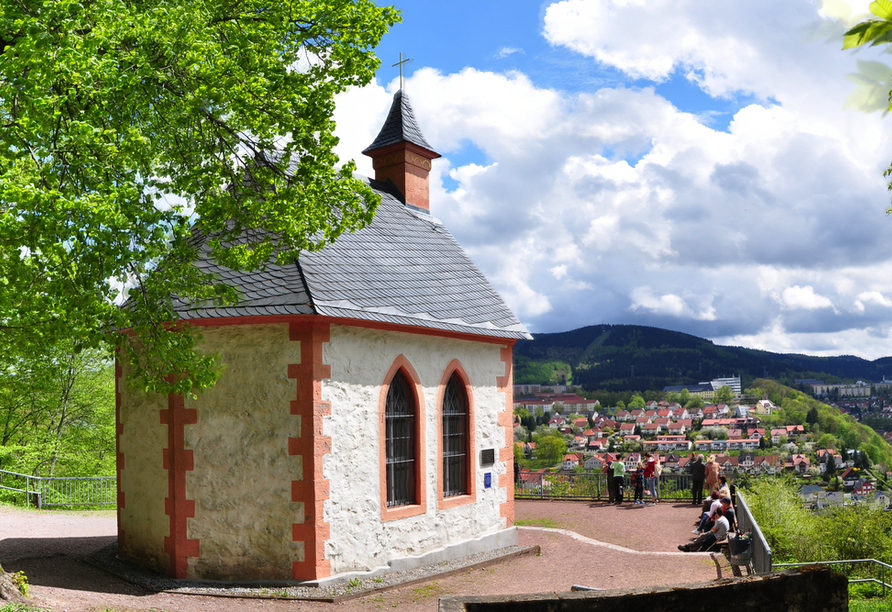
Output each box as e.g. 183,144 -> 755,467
705,455 -> 721,494
643,452 -> 659,505
632,461 -> 645,504
611,453 -> 625,504
603,454 -> 615,504
691,454 -> 706,505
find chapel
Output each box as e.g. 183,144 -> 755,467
115,90 -> 530,582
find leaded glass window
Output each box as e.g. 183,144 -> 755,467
442,373 -> 468,497
385,370 -> 416,507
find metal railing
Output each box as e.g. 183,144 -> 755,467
733,491 -> 772,574
0,469 -> 116,509
515,470 -> 697,502
773,559 -> 892,597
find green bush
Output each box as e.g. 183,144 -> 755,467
745,476 -> 830,563
745,477 -> 892,565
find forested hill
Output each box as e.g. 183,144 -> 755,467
514,324 -> 892,392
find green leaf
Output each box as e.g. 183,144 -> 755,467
871,0 -> 892,20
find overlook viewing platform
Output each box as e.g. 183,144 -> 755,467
511,499 -> 741,591
0,499 -> 750,611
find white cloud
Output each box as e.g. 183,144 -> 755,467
781,285 -> 835,310
717,323 -> 892,360
629,287 -> 688,317
854,291 -> 892,312
332,0 -> 892,359
629,287 -> 717,321
541,0 -> 858,104
550,264 -> 568,280
497,47 -> 524,59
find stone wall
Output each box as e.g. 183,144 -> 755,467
185,323 -> 301,580
118,320 -> 516,580
439,566 -> 848,612
323,325 -> 514,575
117,358 -> 170,574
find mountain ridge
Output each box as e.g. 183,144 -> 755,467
515,324 -> 892,392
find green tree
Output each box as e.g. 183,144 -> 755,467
513,442 -> 525,467
714,385 -> 733,404
817,433 -> 836,450
0,341 -> 114,477
684,395 -> 704,410
806,406 -> 819,426
825,453 -> 838,478
628,394 -> 646,409
856,450 -> 871,470
0,0 -> 399,395
533,431 -> 567,466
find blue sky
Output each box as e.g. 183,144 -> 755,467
333,0 -> 892,360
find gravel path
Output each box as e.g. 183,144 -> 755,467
0,500 -> 721,611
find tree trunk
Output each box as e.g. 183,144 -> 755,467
0,565 -> 28,604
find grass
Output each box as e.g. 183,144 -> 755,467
851,599 -> 892,612
411,582 -> 442,600
849,580 -> 892,609
514,517 -> 561,529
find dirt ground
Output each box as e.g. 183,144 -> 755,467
0,499 -> 721,611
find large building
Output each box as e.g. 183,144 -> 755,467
710,376 -> 741,396
116,90 -> 530,582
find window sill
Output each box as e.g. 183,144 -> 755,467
381,501 -> 427,522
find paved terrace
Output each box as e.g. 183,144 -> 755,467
1,500 -> 732,612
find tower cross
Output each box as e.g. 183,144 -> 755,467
392,52 -> 411,90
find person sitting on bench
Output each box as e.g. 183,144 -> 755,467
679,506 -> 729,552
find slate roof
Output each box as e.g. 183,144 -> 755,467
173,178 -> 531,341
363,91 -> 437,154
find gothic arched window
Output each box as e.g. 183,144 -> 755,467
442,372 -> 469,497
385,370 -> 417,507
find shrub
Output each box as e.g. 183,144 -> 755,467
11,571 -> 28,597
744,476 -> 830,562
745,476 -> 892,565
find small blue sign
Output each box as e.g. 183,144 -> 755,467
484,472 -> 492,489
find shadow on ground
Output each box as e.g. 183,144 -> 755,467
1,536 -> 151,597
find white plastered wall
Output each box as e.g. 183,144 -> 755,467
184,323 -> 302,580
322,325 -> 510,574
